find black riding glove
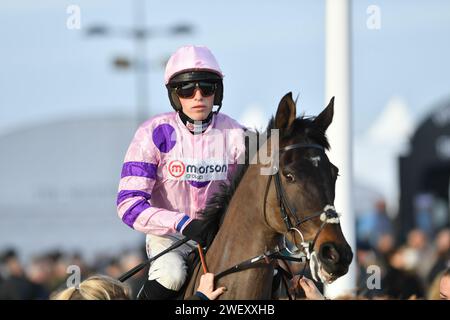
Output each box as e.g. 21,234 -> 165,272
182,219 -> 209,246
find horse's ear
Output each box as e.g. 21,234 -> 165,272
314,97 -> 334,132
275,92 -> 296,129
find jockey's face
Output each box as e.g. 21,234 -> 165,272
179,87 -> 214,121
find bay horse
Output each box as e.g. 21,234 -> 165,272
183,92 -> 353,299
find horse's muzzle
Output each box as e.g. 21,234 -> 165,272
318,242 -> 353,279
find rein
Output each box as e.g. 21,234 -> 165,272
118,238 -> 189,282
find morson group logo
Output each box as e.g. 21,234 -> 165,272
168,160 -> 186,178
167,158 -> 228,181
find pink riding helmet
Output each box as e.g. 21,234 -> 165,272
164,45 -> 224,84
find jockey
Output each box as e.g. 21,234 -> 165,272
116,45 -> 246,300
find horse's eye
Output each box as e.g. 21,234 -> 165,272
285,173 -> 295,183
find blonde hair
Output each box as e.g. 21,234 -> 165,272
52,275 -> 131,300
426,268 -> 450,300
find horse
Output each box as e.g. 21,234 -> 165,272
183,92 -> 353,299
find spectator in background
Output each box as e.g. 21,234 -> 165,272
45,251 -> 71,293
357,199 -> 394,249
439,268 -> 450,300
53,272 -> 225,300
119,252 -> 146,299
431,198 -> 449,232
372,233 -> 396,273
52,275 -> 131,300
0,249 -> 47,300
356,241 -> 383,297
403,229 -> 435,285
427,268 -> 446,299
26,257 -> 51,299
428,228 -> 450,285
71,252 -> 90,278
104,258 -> 123,279
381,246 -> 424,299
414,193 -> 434,238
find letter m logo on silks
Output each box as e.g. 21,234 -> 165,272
166,158 -> 228,182
168,160 -> 185,178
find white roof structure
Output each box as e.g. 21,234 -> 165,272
0,115 -> 144,262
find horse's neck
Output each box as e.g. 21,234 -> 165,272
203,164 -> 279,299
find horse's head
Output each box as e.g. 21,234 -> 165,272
266,92 -> 353,284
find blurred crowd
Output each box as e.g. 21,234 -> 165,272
0,198 -> 449,300
355,199 -> 450,299
0,247 -> 147,300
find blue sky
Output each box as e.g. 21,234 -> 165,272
1,0 -> 450,204
1,0 -> 450,131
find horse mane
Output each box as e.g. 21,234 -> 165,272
198,128 -> 255,247
199,115 -> 329,247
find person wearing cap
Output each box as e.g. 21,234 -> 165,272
116,45 -> 246,300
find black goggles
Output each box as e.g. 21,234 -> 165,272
174,81 -> 217,99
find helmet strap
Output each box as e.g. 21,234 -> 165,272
178,110 -> 213,134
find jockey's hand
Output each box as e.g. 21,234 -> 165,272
182,219 -> 209,246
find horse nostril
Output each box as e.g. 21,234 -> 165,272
321,243 -> 340,264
